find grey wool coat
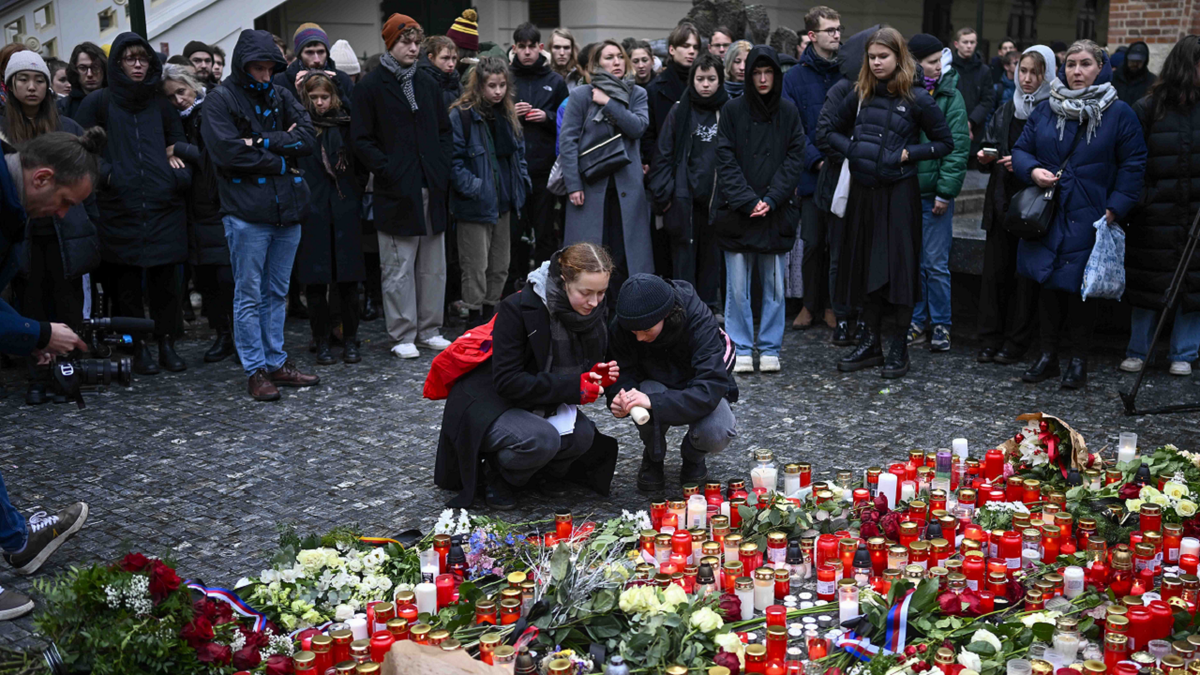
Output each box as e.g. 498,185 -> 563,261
559,83 -> 654,275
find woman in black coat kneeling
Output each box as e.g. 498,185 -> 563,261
434,242 -> 620,509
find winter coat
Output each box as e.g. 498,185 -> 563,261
294,113 -> 366,285
57,85 -> 93,120
511,55 -> 569,175
993,75 -> 1016,114
1113,42 -> 1157,106
916,68 -> 970,201
1125,98 -> 1200,312
559,83 -> 654,274
273,56 -> 356,108
811,25 -> 880,211
1011,61 -> 1147,294
642,62 -> 690,166
823,82 -> 954,190
434,287 -> 618,508
781,43 -> 843,198
607,279 -> 738,425
448,106 -> 532,224
73,33 -> 191,268
978,99 -> 1027,233
951,51 -> 995,134
201,30 -> 316,227
712,47 -> 806,255
174,100 -> 228,266
351,63 -> 452,237
417,55 -> 462,111
649,102 -> 722,242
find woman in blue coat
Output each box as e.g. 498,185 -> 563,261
1012,39 -> 1146,389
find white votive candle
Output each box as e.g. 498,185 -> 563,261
414,581 -> 437,616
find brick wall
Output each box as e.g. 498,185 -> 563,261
1107,0 -> 1200,70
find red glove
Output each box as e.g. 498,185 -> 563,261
591,362 -> 619,387
579,373 -> 602,405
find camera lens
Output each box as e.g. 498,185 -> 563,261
115,357 -> 132,388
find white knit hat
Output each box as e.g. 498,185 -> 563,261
329,39 -> 360,75
5,50 -> 51,84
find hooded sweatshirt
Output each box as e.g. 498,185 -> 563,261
511,53 -> 569,175
1113,41 -> 1157,105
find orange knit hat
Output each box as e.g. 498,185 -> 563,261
382,14 -> 422,50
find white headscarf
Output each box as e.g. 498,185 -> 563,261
1012,45 -> 1057,120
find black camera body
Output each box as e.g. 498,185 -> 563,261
48,316 -> 154,408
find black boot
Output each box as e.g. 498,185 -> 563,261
977,346 -> 998,363
1061,357 -> 1088,389
465,309 -> 483,329
342,338 -> 361,364
853,319 -> 868,345
1022,353 -> 1061,383
314,339 -> 336,365
637,449 -> 666,492
882,336 -> 910,379
132,340 -> 160,375
484,464 -> 517,511
837,328 -> 884,372
831,320 -> 854,347
679,438 -> 708,484
362,293 -> 379,321
25,382 -> 46,405
482,304 -> 495,323
204,330 -> 235,363
288,290 -> 308,319
158,336 -> 187,372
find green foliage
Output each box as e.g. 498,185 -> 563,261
736,492 -> 815,549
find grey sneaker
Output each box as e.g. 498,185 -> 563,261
906,323 -> 926,345
930,325 -> 951,352
3,502 -> 88,576
0,586 -> 34,620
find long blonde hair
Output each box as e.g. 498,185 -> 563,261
856,26 -> 917,102
551,27 -> 579,79
450,56 -> 522,136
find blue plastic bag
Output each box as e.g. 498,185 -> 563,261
1081,215 -> 1125,301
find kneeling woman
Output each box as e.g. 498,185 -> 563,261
435,243 -> 620,509
608,274 -> 738,492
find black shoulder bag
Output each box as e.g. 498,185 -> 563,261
1004,125 -> 1086,240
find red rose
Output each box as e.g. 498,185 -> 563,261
714,651 -> 741,675
937,592 -> 963,616
1118,482 -> 1143,499
960,589 -> 984,616
119,552 -> 150,572
196,642 -> 232,664
149,561 -> 182,603
265,654 -> 295,675
880,511 -> 904,541
232,646 -> 262,670
180,617 -> 215,649
917,644 -> 928,653
718,592 -> 742,623
1005,579 -> 1025,603
860,522 -> 881,539
873,494 -> 890,515
905,646 -> 917,657
242,627 -> 271,649
212,601 -> 235,625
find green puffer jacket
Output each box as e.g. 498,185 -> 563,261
917,67 -> 971,201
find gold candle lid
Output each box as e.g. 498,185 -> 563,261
440,639 -> 462,652
334,662 -> 357,675
507,571 -> 527,586
357,664 -> 382,674
293,651 -> 316,668
753,567 -> 774,581
1083,661 -> 1106,674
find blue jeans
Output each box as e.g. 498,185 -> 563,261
0,471 -> 26,553
724,251 -> 785,357
224,216 -> 302,376
1127,305 -> 1200,362
912,197 -> 954,329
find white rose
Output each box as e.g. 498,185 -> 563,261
1150,492 -> 1171,508
1164,482 -> 1190,500
334,604 -> 354,621
689,607 -> 724,633
957,652 -> 983,672
618,587 -> 661,615
661,584 -> 688,612
714,632 -> 743,655
1126,498 -> 1145,514
970,628 -> 1003,654
1178,500 -> 1198,518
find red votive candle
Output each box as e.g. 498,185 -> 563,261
555,512 -> 573,539
435,574 -> 455,610
370,631 -> 394,663
766,605 -> 786,627
1181,553 -> 1199,576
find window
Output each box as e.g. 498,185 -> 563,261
1076,0 -> 1098,41
529,0 -> 559,28
4,17 -> 24,45
33,3 -> 53,30
41,37 -> 55,57
921,0 -> 954,45
98,7 -> 117,33
1007,0 -> 1037,46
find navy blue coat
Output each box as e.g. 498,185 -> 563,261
201,30 -> 316,227
0,153 -> 46,356
448,106 -> 531,225
1012,62 -> 1147,294
781,44 -> 842,198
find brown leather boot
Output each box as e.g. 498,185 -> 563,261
269,360 -> 320,387
248,369 -> 280,401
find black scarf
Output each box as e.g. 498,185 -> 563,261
544,257 -> 608,376
512,54 -> 551,79
107,34 -> 163,113
661,59 -> 690,101
670,80 -> 729,167
745,53 -> 781,122
311,108 -> 351,186
482,105 -> 518,159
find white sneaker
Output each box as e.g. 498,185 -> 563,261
759,355 -> 781,372
733,355 -> 754,373
391,343 -> 419,359
1119,357 -> 1144,372
1170,361 -> 1193,376
417,335 -> 452,351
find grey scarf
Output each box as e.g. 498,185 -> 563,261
1048,77 -> 1118,143
588,70 -> 631,123
528,259 -> 607,376
1013,78 -> 1052,121
380,52 -> 419,112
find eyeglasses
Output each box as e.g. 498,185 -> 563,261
121,55 -> 149,66
75,64 -> 100,74
815,26 -> 843,36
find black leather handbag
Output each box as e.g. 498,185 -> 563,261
1004,127 -> 1085,240
578,131 -> 630,184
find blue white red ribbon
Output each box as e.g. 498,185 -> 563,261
834,589 -> 916,663
835,631 -> 881,662
185,580 -> 269,633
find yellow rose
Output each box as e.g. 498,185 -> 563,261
1177,500 -> 1198,518
1164,482 -> 1190,500
689,606 -> 725,632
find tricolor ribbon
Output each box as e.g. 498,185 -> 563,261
358,536 -> 403,547
835,631 -> 881,662
185,580 -> 269,632
835,589 -> 916,663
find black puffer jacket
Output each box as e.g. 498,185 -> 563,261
174,98 -> 228,266
201,30 -> 316,227
812,24 -> 880,211
952,50 -> 995,133
73,32 -> 191,268
822,79 -> 954,189
1125,97 -> 1200,312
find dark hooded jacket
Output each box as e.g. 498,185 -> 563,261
417,54 -> 463,111
642,60 -> 691,166
201,29 -> 316,226
1113,41 -> 1157,106
74,32 -> 191,268
781,42 -> 843,197
952,50 -> 995,135
273,55 -> 355,108
812,25 -> 880,211
511,53 -> 569,175
713,46 -> 806,254
173,97 -> 228,266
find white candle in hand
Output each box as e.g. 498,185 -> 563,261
631,406 -> 650,425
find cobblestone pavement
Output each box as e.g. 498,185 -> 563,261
1,312 -> 1198,648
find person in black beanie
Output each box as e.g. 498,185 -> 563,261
607,273 -> 738,492
183,41 -> 217,86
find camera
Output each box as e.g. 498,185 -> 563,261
46,316 -> 154,408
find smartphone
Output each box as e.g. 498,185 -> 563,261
981,146 -> 999,158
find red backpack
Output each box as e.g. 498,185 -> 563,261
422,315 -> 498,400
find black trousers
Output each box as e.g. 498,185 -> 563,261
307,281 -> 360,341
193,264 -> 234,333
669,200 -> 722,312
1039,287 -> 1097,359
977,227 -> 1039,352
800,196 -> 830,315
22,234 -> 85,330
862,285 -> 913,341
527,171 -> 562,270
101,261 -> 183,338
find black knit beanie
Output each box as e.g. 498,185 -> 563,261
617,275 -> 676,331
183,40 -> 213,59
908,33 -> 943,61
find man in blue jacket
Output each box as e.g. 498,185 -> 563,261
781,6 -> 843,332
202,29 -> 320,402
